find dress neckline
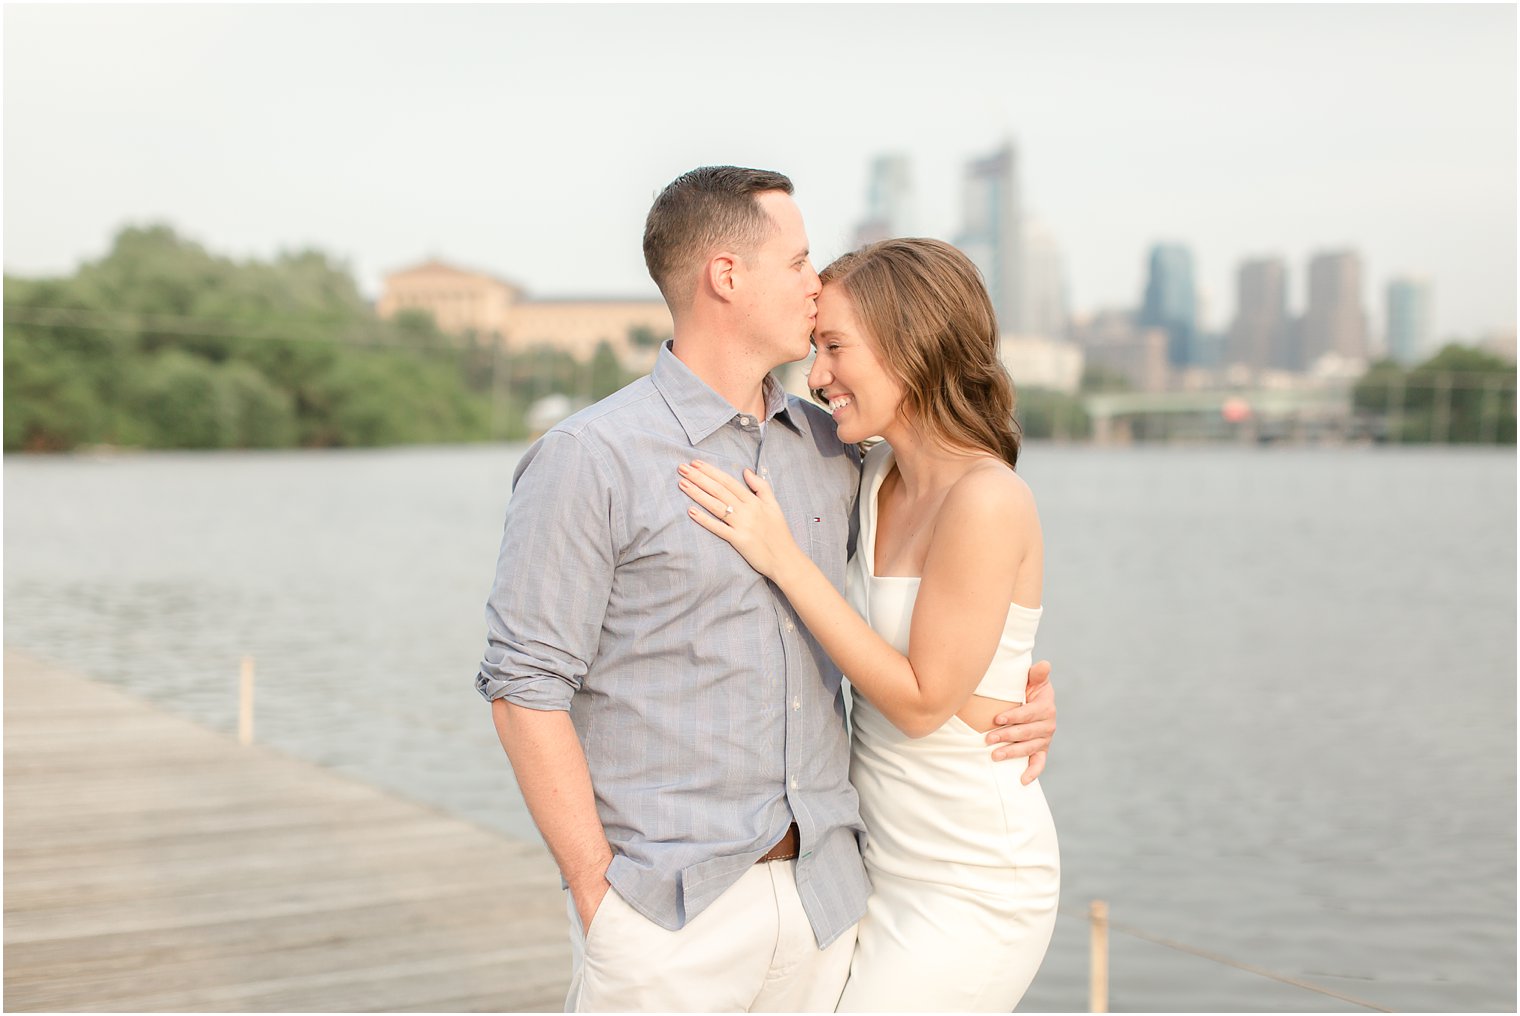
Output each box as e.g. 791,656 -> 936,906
866,447 -> 919,582
862,444 -> 1044,616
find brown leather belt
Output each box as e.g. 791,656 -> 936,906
756,823 -> 800,863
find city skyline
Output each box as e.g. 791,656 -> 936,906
3,5 -> 1514,343
856,146 -> 1463,373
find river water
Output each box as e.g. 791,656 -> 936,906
4,441 -> 1514,1012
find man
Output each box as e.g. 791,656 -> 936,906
476,166 -> 1055,1012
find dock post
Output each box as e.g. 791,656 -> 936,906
239,656 -> 255,745
1089,899 -> 1109,1013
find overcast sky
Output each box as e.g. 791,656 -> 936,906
4,4 -> 1515,342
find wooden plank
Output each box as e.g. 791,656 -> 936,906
10,921 -> 569,1011
4,835 -> 549,910
3,649 -> 571,1012
3,823 -> 509,886
2,816 -> 508,876
95,945 -> 570,1013
2,799 -> 437,852
5,881 -> 559,982
2,803 -> 507,856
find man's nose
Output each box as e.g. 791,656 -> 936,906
805,262 -> 821,298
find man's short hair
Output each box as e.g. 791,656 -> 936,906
643,166 -> 794,312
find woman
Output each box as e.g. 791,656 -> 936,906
677,237 -> 1059,1011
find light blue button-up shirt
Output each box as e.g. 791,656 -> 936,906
477,342 -> 869,948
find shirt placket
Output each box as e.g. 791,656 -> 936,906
756,421 -> 814,871
732,412 -> 789,773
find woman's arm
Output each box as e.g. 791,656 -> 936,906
679,459 -> 1040,740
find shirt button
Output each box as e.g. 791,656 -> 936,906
784,619 -> 795,632
792,697 -> 801,710
738,415 -> 752,426
790,776 -> 799,789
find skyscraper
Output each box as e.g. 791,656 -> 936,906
851,154 -> 914,248
955,141 -> 1024,334
1302,251 -> 1368,366
1022,220 -> 1069,339
1385,277 -> 1433,365
1229,257 -> 1291,372
1138,243 -> 1197,367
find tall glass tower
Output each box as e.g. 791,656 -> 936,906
1385,277 -> 1433,365
1139,243 -> 1197,367
851,154 -> 914,248
954,141 -> 1024,334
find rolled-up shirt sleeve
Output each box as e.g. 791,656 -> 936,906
475,429 -> 618,711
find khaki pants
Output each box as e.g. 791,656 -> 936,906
565,861 -> 857,1012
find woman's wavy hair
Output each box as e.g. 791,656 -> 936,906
817,238 -> 1022,468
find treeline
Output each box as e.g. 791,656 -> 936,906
1012,366 -> 1133,441
1014,349 -> 1518,445
4,226 -> 639,452
1354,344 -> 1517,444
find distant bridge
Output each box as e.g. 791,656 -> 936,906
1081,387 -> 1353,443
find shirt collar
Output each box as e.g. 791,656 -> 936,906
651,341 -> 802,444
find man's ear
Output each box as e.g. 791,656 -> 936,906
706,252 -> 740,303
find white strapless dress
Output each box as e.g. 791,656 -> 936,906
836,445 -> 1060,1013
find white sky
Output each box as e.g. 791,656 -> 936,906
4,4 -> 1515,342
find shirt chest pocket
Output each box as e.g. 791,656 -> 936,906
800,491 -> 854,589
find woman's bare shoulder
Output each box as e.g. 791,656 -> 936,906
941,457 -> 1037,526
919,458 -> 1039,603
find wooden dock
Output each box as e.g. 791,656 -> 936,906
3,649 -> 570,1012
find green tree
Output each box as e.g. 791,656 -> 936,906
4,223 -> 598,451
1354,344 -> 1516,444
628,324 -> 670,350
588,340 -> 629,400
1014,388 -> 1090,440
1079,364 -> 1133,393
3,335 -> 107,450
221,361 -> 299,447
134,351 -> 236,448
392,308 -> 447,349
